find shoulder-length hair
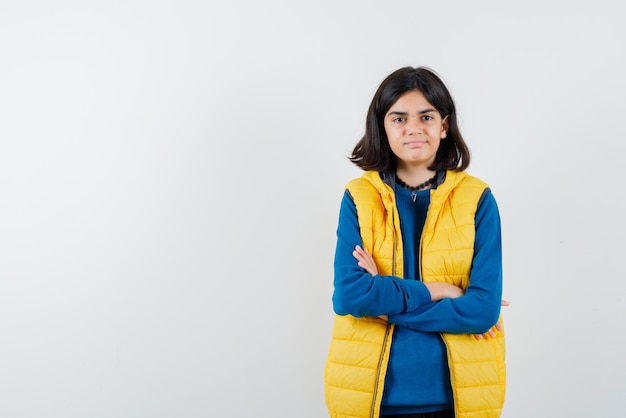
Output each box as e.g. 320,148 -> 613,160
349,66 -> 470,172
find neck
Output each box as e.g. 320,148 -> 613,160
396,166 -> 437,188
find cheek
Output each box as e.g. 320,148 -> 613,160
383,123 -> 392,138
384,123 -> 399,140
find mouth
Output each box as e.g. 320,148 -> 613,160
405,140 -> 427,147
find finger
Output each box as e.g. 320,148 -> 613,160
501,299 -> 510,307
495,321 -> 502,331
353,247 -> 368,259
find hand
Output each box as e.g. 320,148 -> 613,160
473,300 -> 510,340
423,282 -> 464,301
353,245 -> 379,276
353,247 -> 387,322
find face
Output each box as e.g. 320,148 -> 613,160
384,89 -> 448,170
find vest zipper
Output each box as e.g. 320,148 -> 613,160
370,207 -> 397,418
422,189 -> 458,417
391,209 -> 397,277
440,337 -> 458,417
370,324 -> 392,418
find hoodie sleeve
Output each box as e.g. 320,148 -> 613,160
332,190 -> 432,318
386,190 -> 503,334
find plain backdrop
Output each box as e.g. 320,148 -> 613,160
1,1 -> 625,417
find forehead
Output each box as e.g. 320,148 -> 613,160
387,90 -> 437,113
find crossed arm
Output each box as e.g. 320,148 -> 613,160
352,245 -> 507,339
332,189 -> 507,336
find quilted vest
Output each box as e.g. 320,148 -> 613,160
324,170 -> 506,418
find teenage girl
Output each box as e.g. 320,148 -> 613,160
324,66 -> 506,418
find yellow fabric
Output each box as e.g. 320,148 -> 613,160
324,171 -> 400,418
324,170 -> 506,418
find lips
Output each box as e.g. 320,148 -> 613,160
405,140 -> 426,147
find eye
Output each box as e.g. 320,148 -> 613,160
392,117 -> 406,123
422,115 -> 434,121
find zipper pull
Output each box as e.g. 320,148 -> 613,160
411,192 -> 417,203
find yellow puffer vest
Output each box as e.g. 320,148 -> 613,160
324,170 -> 506,418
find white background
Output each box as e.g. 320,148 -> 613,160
1,1 -> 625,417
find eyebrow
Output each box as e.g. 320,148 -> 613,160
387,108 -> 437,116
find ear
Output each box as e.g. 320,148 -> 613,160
441,115 -> 449,139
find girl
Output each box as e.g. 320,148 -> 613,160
324,67 -> 506,418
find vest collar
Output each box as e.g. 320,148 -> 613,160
380,169 -> 448,190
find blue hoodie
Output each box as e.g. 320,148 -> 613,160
332,175 -> 502,414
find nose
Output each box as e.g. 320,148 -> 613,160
406,117 -> 422,134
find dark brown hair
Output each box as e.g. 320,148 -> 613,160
350,66 -> 470,172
